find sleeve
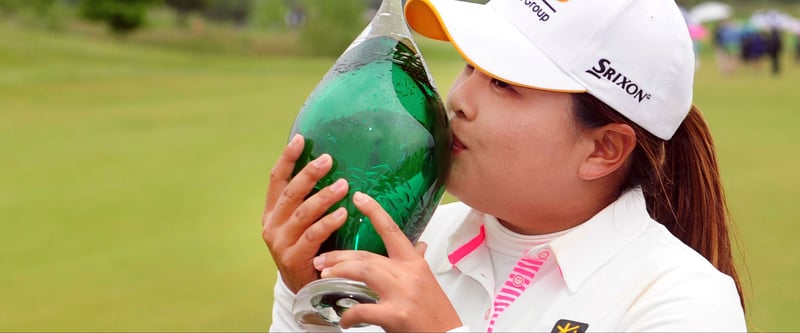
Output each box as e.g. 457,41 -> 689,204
269,275 -> 343,333
269,275 -> 306,332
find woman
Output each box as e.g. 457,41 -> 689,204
263,0 -> 747,331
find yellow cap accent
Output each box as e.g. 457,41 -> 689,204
405,0 -> 449,41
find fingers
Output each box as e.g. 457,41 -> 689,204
264,134 -> 304,216
292,206 -> 348,254
340,300 -> 461,332
329,252 -> 459,332
262,175 -> 350,293
265,177 -> 350,253
287,177 -> 349,233
268,153 -> 333,228
352,192 -> 416,259
317,252 -> 404,301
338,304 -> 390,330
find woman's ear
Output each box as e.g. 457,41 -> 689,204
578,124 -> 637,181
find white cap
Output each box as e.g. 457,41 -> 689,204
405,0 -> 695,140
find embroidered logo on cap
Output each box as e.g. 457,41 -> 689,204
585,58 -> 653,103
551,319 -> 589,333
517,0 -> 558,21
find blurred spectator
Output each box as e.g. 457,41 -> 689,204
764,28 -> 782,76
286,4 -> 305,28
688,23 -> 707,71
712,20 -> 740,75
740,26 -> 766,71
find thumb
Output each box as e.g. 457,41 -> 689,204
414,241 -> 428,256
338,304 -> 382,330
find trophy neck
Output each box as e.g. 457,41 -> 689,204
348,0 -> 415,50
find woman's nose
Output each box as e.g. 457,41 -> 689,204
447,70 -> 486,121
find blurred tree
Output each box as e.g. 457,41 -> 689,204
0,0 -> 55,17
203,0 -> 251,27
0,0 -> 28,15
251,0 -> 288,31
298,0 -> 366,57
164,0 -> 207,27
0,0 -> 61,30
80,0 -> 156,35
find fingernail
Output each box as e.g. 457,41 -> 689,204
332,207 -> 345,219
288,134 -> 301,147
313,255 -> 325,269
330,179 -> 346,192
313,154 -> 329,168
320,267 -> 331,278
353,191 -> 368,204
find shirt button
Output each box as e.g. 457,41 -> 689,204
536,249 -> 551,260
524,248 -> 551,260
511,274 -> 525,287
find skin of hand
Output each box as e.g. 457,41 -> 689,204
262,134 -> 351,294
313,191 -> 463,332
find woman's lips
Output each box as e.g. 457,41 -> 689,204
452,135 -> 467,153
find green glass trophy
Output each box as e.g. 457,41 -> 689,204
288,0 -> 451,327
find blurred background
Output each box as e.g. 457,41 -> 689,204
1,0 -> 798,331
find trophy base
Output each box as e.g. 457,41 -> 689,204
292,277 -> 379,327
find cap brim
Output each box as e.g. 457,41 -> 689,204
406,0 -> 586,92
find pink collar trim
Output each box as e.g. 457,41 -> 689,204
447,224 -> 486,265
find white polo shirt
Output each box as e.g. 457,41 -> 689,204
270,188 -> 746,332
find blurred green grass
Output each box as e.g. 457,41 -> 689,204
1,22 -> 799,331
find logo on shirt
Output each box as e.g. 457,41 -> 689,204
551,319 -> 588,333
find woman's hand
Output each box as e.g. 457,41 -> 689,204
314,191 -> 462,332
262,134 -> 350,294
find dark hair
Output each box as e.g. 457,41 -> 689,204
572,93 -> 746,311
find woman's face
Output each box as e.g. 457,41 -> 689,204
445,63 -> 594,232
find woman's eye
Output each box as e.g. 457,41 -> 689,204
462,62 -> 514,92
492,78 -> 512,90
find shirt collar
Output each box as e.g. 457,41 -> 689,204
435,188 -> 651,293
432,209 -> 486,274
549,188 -> 650,293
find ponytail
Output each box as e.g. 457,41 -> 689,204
572,93 -> 745,310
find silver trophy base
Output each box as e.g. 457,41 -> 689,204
292,277 -> 379,327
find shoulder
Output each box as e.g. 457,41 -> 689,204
633,221 -> 731,280
616,222 -> 746,331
